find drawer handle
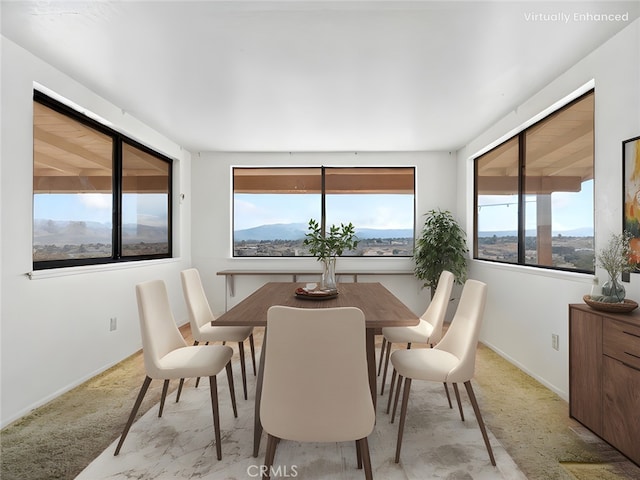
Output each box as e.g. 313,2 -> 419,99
622,360 -> 640,372
623,330 -> 640,339
624,351 -> 640,360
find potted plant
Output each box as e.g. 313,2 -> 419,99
593,231 -> 637,303
413,209 -> 468,298
303,219 -> 358,291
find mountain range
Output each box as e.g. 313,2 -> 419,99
234,222 -> 414,241
477,227 -> 594,237
34,219 -> 594,245
33,219 -> 167,245
235,223 -> 594,241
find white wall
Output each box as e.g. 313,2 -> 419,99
190,151 -> 459,317
0,37 -> 193,427
456,19 -> 640,400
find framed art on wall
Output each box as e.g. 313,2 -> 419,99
623,135 -> 640,268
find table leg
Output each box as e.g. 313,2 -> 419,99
366,329 -> 377,411
252,328 -> 267,457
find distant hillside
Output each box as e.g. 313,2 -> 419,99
234,223 -> 308,241
34,218 -> 167,245
234,223 -> 413,241
356,228 -> 414,239
121,223 -> 169,242
478,227 -> 593,237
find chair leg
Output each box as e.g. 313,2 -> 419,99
177,340 -> 200,399
357,437 -> 373,480
209,375 -> 222,460
464,380 -> 496,466
192,341 -> 202,388
387,340 -> 407,402
382,342 -> 410,396
175,378 -> 185,403
263,434 -> 279,480
356,439 -> 362,469
443,382 -> 453,408
453,383 -> 465,421
159,379 -> 170,417
378,338 -> 387,375
194,341 -> 212,389
249,333 -> 257,376
380,340 -> 392,395
391,374 -> 403,423
238,341 -> 248,400
386,368 -> 397,414
226,361 -> 238,418
394,377 -> 412,463
114,376 -> 152,455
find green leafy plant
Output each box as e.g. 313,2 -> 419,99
303,219 -> 359,260
413,209 -> 468,295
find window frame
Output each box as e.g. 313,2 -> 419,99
32,91 -> 173,270
232,165 -> 416,258
473,89 -> 595,274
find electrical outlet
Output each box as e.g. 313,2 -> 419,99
110,317 -> 117,331
551,333 -> 559,351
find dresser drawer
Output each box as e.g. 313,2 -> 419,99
603,319 -> 640,370
603,355 -> 640,465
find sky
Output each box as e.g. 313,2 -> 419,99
33,193 -> 168,227
233,193 -> 415,231
34,181 -> 594,235
477,179 -> 594,234
236,183 -> 594,234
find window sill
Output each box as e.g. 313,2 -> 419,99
27,257 -> 181,280
471,259 -> 595,284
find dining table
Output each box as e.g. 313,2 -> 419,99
213,281 -> 420,457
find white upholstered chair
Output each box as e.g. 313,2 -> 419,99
391,279 -> 496,466
114,279 -> 237,460
260,306 -> 375,480
380,270 -> 456,411
180,268 -> 256,400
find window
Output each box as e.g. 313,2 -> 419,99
475,90 -> 594,272
233,166 -> 415,257
33,91 -> 172,269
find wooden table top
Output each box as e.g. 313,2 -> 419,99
214,282 -> 419,328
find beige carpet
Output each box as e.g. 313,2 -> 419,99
1,325 -> 639,479
471,345 -> 640,480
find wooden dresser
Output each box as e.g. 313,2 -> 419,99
569,303 -> 640,465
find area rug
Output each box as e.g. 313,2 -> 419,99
76,370 -> 525,480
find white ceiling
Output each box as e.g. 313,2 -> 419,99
2,1 -> 638,152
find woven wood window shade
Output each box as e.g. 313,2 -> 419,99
234,167 -> 414,194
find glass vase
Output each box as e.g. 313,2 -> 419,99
321,257 -> 337,292
601,275 -> 625,303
